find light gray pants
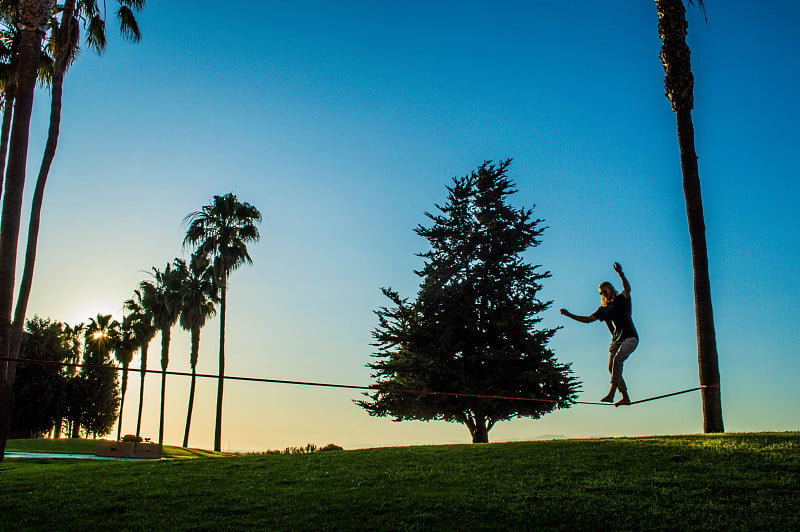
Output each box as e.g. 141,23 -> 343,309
608,337 -> 639,392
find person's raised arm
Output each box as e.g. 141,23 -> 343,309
613,262 -> 631,298
560,308 -> 597,324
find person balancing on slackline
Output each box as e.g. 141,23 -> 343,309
560,262 -> 639,407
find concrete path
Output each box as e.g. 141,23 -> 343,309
5,451 -> 148,461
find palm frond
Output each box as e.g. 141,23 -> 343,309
85,14 -> 106,54
36,51 -> 53,87
116,5 -> 140,42
78,0 -> 101,19
63,13 -> 81,66
118,0 -> 146,10
687,0 -> 708,22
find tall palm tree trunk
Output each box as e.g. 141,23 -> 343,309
0,1 -> 51,461
183,327 -> 201,448
116,364 -> 130,441
214,283 -> 227,452
675,107 -> 723,432
135,343 -> 148,438
0,84 -> 16,199
158,329 -> 170,444
656,0 -> 723,432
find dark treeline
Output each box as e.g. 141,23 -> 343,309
11,316 -> 119,439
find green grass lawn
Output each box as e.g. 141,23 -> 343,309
1,432 -> 798,530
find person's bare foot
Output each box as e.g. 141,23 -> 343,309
615,397 -> 631,407
600,394 -> 614,403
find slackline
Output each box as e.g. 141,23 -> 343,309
0,357 -> 718,407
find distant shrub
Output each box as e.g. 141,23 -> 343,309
121,434 -> 143,443
270,443 -> 344,454
254,443 -> 344,455
319,444 -> 343,452
283,443 -> 318,455
241,450 -> 281,455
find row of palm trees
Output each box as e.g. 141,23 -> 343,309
118,193 -> 261,450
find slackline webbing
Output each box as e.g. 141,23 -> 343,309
0,357 -> 718,407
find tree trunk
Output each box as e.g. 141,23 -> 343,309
71,415 -> 80,438
0,380 -> 13,459
675,109 -> 723,432
183,327 -> 200,447
183,369 -> 197,448
0,84 -> 15,200
214,282 -> 227,452
116,364 -> 129,441
656,0 -> 723,433
158,328 -> 170,444
135,342 -> 148,438
0,1 -> 50,462
0,26 -> 45,377
471,411 -> 490,443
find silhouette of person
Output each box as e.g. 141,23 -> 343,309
560,262 -> 639,406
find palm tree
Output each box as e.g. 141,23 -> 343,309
124,289 -> 156,439
113,315 -> 139,441
175,255 -> 217,448
85,314 -> 120,362
10,0 -> 145,386
183,193 -> 261,451
140,263 -> 183,445
83,313 -> 121,437
0,0 -> 51,462
0,0 -> 144,460
655,0 -> 723,432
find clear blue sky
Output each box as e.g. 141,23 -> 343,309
18,0 -> 799,450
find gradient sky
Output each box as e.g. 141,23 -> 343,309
15,0 -> 799,451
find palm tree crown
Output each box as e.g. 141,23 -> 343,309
139,263 -> 183,336
85,313 -> 120,356
183,193 -> 262,286
176,254 -> 217,356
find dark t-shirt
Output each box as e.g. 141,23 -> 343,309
593,294 -> 638,342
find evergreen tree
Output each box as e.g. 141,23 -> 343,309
358,160 -> 580,443
10,317 -> 71,438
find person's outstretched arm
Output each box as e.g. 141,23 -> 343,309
560,308 -> 597,323
613,262 -> 631,298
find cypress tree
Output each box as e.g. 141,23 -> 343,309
359,160 -> 580,443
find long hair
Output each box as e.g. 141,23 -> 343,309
599,282 -> 617,307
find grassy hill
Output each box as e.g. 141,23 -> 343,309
1,432 -> 798,530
